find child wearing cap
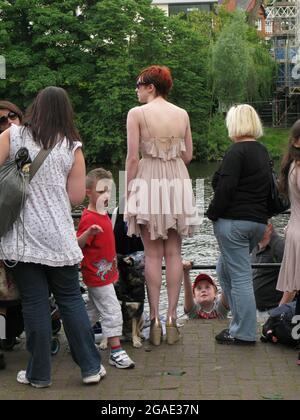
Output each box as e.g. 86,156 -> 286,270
183,261 -> 229,319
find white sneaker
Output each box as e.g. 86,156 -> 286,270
109,350 -> 135,369
17,370 -> 51,388
82,364 -> 106,384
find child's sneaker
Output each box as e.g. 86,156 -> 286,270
109,350 -> 135,369
82,364 -> 106,385
17,370 -> 51,388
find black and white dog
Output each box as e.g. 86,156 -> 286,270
99,207 -> 145,349
99,251 -> 145,349
116,251 -> 145,348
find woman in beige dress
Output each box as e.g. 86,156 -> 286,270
277,120 -> 300,328
125,65 -> 199,345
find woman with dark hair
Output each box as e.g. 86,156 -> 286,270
0,100 -> 23,133
0,86 -> 104,387
277,120 -> 300,325
0,100 -> 23,370
125,65 -> 199,346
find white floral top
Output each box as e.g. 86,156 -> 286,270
0,125 -> 83,266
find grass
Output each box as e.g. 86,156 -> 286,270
261,127 -> 289,160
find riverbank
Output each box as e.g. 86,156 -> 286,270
1,319 -> 299,400
261,127 -> 289,160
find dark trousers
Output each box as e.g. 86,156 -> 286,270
11,262 -> 101,386
296,293 -> 300,316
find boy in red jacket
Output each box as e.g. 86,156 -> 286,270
77,168 -> 135,369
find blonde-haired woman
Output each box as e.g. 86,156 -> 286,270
207,104 -> 270,345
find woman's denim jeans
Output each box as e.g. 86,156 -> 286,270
11,262 -> 101,386
213,219 -> 266,341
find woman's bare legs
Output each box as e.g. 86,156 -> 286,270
164,229 -> 182,321
140,226 -> 164,320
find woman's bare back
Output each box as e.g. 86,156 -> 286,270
138,99 -> 188,140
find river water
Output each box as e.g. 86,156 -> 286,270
93,161 -> 289,318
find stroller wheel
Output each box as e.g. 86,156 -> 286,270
52,319 -> 62,335
51,337 -> 60,356
0,337 -> 17,351
0,352 -> 6,369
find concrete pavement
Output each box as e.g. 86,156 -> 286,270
0,319 -> 300,400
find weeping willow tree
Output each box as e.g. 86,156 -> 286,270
211,12 -> 251,109
211,11 -> 276,109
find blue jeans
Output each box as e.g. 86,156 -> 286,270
11,262 -> 101,386
213,219 -> 266,341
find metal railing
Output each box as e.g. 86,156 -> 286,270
72,211 -> 288,270
180,263 -> 281,270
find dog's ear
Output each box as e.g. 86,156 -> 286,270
123,256 -> 134,266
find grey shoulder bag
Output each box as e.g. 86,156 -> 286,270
0,146 -> 53,264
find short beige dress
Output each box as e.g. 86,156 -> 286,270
125,108 -> 200,241
277,161 -> 300,292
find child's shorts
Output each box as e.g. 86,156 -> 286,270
86,284 -> 122,338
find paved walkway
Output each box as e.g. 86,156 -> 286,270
0,319 -> 300,400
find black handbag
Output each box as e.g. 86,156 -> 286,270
267,159 -> 290,217
0,146 -> 53,239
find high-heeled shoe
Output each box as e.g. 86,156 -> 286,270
166,317 -> 180,345
149,318 -> 162,346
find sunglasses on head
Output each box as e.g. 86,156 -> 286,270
0,111 -> 19,125
136,81 -> 149,89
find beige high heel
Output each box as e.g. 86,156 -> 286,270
166,317 -> 180,345
149,318 -> 162,346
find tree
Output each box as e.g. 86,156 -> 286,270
211,9 -> 276,109
245,26 -> 277,103
0,0 -> 92,106
164,14 -> 212,160
212,11 -> 251,108
80,0 -> 170,163
0,2 -> 276,163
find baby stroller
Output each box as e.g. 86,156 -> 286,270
0,296 -> 62,357
49,295 -> 62,356
0,300 -> 24,351
0,263 -> 62,367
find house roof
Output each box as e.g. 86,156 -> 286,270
219,0 -> 264,13
152,0 -> 217,4
236,0 -> 252,10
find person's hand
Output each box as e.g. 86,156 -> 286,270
182,260 -> 193,271
88,225 -> 103,236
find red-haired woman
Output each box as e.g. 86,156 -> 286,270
125,65 -> 200,346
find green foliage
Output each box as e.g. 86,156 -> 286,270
0,1 -> 277,163
211,10 -> 276,108
245,28 -> 277,102
165,15 -> 211,148
260,128 -> 289,159
205,113 -> 230,161
212,11 -> 251,107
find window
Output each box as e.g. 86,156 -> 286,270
169,3 -> 213,15
256,18 -> 262,31
265,20 -> 273,34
